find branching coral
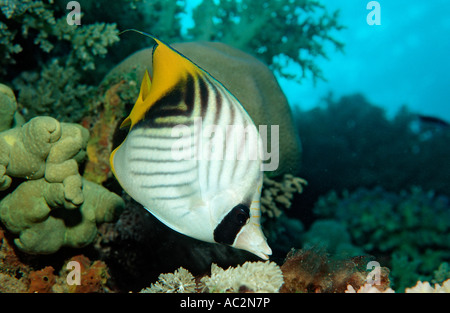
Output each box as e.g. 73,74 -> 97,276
201,261 -> 284,293
13,60 -> 95,122
140,261 -> 284,293
1,0 -> 119,123
1,0 -> 119,70
314,186 -> 450,291
140,267 -> 197,293
0,0 -> 54,69
261,174 -> 307,218
189,0 -> 344,82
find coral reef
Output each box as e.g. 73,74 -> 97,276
0,178 -> 124,254
81,80 -> 134,184
141,267 -> 197,293
55,254 -> 111,293
0,229 -> 112,293
0,83 -> 23,132
201,261 -> 284,293
28,266 -> 56,293
12,60 -> 95,122
0,115 -> 89,204
1,0 -> 120,123
0,227 -> 30,292
96,197 -> 256,292
295,94 -> 450,209
313,186 -> 450,291
261,174 -> 307,218
301,220 -> 363,257
404,279 -> 450,293
280,248 -> 391,293
0,84 -> 124,254
189,0 -> 344,82
141,261 -> 284,293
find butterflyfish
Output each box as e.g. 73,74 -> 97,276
110,32 -> 272,259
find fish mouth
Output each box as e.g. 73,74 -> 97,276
233,223 -> 272,260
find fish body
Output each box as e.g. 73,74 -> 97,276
110,34 -> 271,259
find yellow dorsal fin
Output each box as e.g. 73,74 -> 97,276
118,30 -> 202,130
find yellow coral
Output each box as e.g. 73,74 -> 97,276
261,174 -> 307,218
141,267 -> 196,293
405,279 -> 450,293
201,261 -> 284,293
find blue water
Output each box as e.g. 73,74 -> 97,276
184,1 -> 450,121
280,0 -> 450,121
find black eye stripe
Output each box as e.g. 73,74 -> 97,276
213,204 -> 250,245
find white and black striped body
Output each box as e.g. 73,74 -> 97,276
111,35 -> 271,259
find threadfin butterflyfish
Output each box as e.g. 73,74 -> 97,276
110,32 -> 272,259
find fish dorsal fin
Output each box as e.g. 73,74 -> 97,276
121,31 -> 202,130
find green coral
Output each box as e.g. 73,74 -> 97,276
0,85 -> 124,254
301,220 -> 363,257
12,60 -> 95,122
189,0 -> 344,82
1,0 -> 119,123
314,187 -> 450,291
0,178 -> 123,254
0,83 -> 23,132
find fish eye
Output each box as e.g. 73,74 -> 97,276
233,204 -> 250,225
213,204 -> 250,245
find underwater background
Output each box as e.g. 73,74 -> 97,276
0,0 -> 449,293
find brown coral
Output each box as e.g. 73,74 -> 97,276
0,227 -> 30,292
261,174 -> 307,218
58,255 -> 111,293
280,248 -> 391,293
28,266 -> 56,293
82,81 -> 129,184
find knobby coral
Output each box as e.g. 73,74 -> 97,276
0,84 -> 124,254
